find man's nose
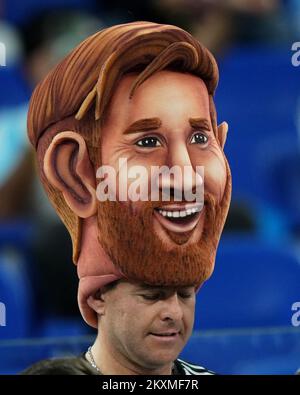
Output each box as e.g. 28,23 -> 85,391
160,294 -> 184,322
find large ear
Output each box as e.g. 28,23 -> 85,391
43,131 -> 97,218
217,122 -> 229,150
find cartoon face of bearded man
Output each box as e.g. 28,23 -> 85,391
28,21 -> 231,328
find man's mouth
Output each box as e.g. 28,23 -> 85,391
153,202 -> 203,233
150,331 -> 179,336
149,331 -> 181,341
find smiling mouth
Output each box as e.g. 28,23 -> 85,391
149,331 -> 180,339
153,202 -> 203,234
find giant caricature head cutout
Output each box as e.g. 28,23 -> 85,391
27,22 -> 232,327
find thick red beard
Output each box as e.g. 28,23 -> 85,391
96,183 -> 230,287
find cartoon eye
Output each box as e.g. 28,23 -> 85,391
190,132 -> 208,145
136,137 -> 162,148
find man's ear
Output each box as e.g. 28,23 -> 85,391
43,131 -> 97,218
217,122 -> 229,150
87,293 -> 106,316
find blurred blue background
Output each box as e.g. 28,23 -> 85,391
0,0 -> 300,375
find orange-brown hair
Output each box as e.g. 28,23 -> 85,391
27,21 -> 219,262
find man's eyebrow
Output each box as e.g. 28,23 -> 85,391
134,285 -> 193,292
136,284 -> 165,292
135,284 -> 163,292
123,118 -> 162,135
189,118 -> 211,131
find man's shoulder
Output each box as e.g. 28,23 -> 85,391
174,358 -> 216,375
21,355 -> 216,375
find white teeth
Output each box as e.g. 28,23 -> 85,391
158,206 -> 201,218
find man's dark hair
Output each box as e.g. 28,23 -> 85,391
20,357 -> 97,375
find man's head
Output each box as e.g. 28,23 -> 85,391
87,279 -> 196,374
27,21 -> 231,327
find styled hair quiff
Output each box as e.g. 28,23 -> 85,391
27,21 -> 219,263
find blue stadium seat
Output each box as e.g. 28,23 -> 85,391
4,0 -> 97,25
255,146 -> 300,234
180,327 -> 300,374
40,317 -> 91,338
0,336 -> 92,374
216,46 -> 300,203
0,251 -> 34,339
0,65 -> 30,107
0,222 -> 35,339
195,236 -> 300,329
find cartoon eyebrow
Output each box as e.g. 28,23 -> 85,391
189,118 -> 211,131
123,118 -> 162,134
124,117 -> 211,135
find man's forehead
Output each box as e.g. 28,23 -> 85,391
131,282 -> 195,292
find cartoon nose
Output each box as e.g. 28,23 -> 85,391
155,144 -> 203,202
168,142 -> 192,169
